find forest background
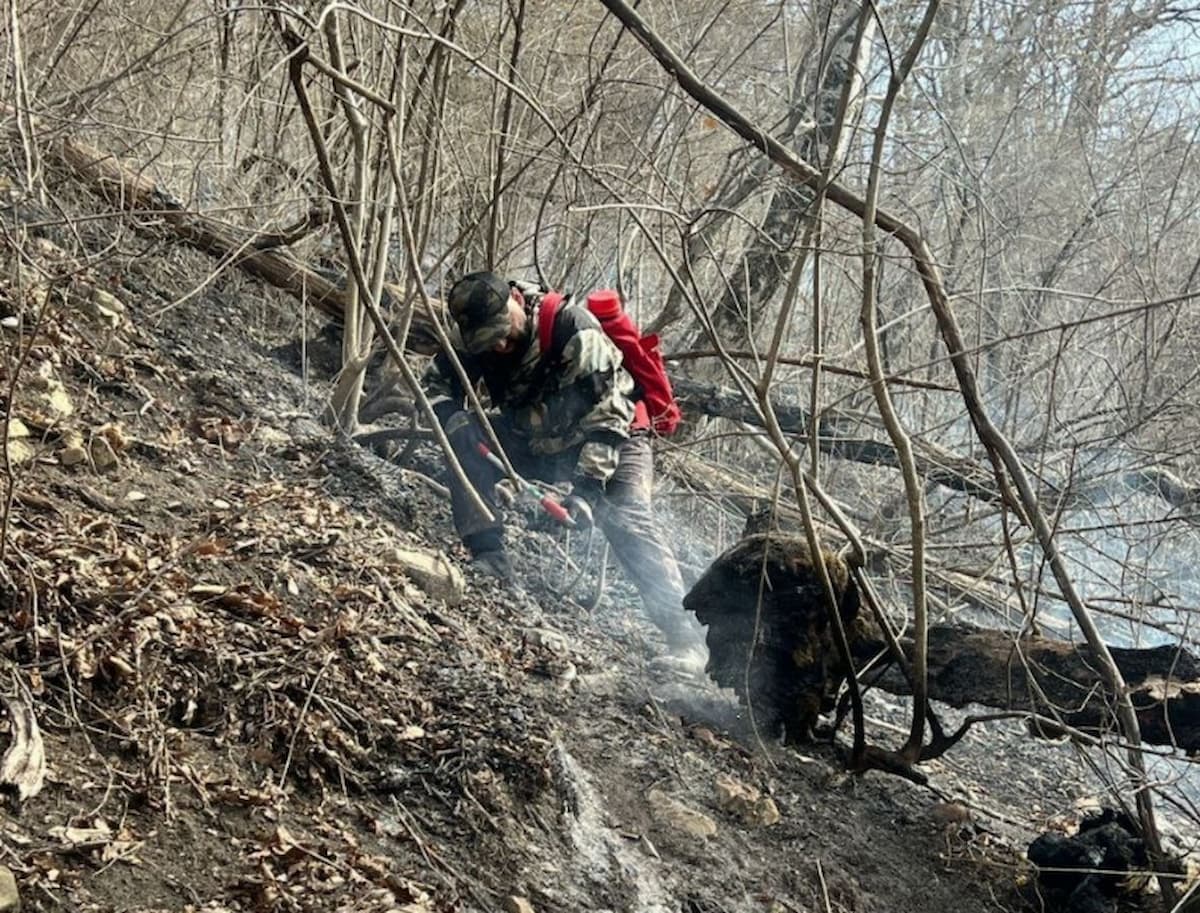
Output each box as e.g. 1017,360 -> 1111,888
3,0 -> 1200,907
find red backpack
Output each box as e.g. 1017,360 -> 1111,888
536,289 -> 682,436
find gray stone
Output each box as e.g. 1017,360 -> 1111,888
388,546 -> 465,606
647,788 -> 717,840
89,435 -> 119,471
0,864 -> 19,912
714,773 -> 781,827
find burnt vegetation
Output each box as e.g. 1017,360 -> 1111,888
3,0 -> 1200,910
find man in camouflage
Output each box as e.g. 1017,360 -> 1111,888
426,271 -> 702,655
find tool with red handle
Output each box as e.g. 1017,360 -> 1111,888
476,442 -> 576,528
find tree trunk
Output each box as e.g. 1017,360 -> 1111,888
698,1 -> 873,351
859,625 -> 1200,755
47,125 -> 446,354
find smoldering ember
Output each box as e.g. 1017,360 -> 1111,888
2,3 -> 1199,912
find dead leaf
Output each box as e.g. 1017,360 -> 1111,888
100,835 -> 144,864
104,654 -> 137,681
1,688 -> 46,801
194,538 -> 230,557
218,585 -> 282,616
189,414 -> 251,452
97,422 -> 128,452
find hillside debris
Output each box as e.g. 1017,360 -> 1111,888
0,140 -> 1119,913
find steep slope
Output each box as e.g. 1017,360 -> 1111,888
1,205 -> 1063,913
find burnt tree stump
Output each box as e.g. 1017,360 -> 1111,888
684,533 -> 861,742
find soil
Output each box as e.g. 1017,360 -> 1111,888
0,193 -> 1173,913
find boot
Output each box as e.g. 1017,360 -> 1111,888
471,549 -> 513,581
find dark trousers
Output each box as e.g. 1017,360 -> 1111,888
444,412 -> 695,647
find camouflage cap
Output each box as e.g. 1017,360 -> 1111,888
447,271 -> 513,354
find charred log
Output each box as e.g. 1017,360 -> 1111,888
684,533 -> 862,743
861,625 -> 1200,754
687,533 -> 1200,754
1027,809 -> 1148,913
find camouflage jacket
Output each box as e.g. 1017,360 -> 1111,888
427,292 -> 636,483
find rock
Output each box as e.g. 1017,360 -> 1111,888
714,773 -> 780,827
647,788 -> 717,840
503,897 -> 535,913
46,385 -> 73,415
59,430 -> 86,464
523,627 -> 569,656
690,726 -> 721,748
90,288 -> 126,328
69,280 -> 125,330
388,546 -> 465,606
89,435 -> 119,471
0,865 -> 18,913
29,362 -> 72,417
5,418 -> 32,464
753,797 -> 781,827
255,425 -> 292,447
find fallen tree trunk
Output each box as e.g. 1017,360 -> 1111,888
44,126 -> 446,353
673,376 -> 1023,506
688,532 -> 1200,754
859,625 -> 1200,755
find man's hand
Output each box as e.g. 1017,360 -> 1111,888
565,475 -> 605,529
562,494 -> 594,529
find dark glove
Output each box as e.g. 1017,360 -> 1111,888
562,494 -> 594,529
431,398 -> 460,426
565,475 -> 605,528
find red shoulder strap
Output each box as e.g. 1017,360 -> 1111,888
536,291 -> 564,354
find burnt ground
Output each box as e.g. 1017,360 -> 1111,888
0,201 -> 1179,913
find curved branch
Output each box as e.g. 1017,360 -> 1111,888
595,0 -> 1170,879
